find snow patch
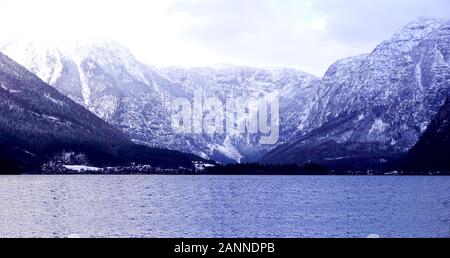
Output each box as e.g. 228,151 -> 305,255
369,119 -> 389,135
45,93 -> 64,106
323,157 -> 348,161
420,121 -> 429,133
64,165 -> 101,172
390,138 -> 398,146
1,83 -> 21,93
43,115 -> 59,121
77,62 -> 91,106
212,137 -> 243,163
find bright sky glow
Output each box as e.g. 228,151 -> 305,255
1,0 -> 450,76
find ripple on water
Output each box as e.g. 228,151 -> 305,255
0,175 -> 448,238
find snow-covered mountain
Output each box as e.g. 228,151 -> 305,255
1,39 -> 322,163
0,40 -> 196,151
262,17 -> 450,168
5,17 -> 448,167
0,50 -> 200,173
159,65 -> 322,162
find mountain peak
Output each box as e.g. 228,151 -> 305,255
261,17 -> 450,169
390,17 -> 446,43
0,38 -> 133,61
407,16 -> 446,25
368,17 -> 448,57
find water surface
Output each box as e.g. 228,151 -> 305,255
0,175 -> 449,238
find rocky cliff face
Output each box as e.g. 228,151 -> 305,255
0,50 -> 203,173
160,65 -> 322,162
1,40 -> 322,163
262,17 -> 450,168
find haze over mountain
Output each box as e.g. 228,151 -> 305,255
0,50 -> 202,174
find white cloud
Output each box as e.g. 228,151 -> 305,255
0,0 -> 227,67
1,0 -> 450,76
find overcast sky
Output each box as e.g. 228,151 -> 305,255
1,0 -> 450,76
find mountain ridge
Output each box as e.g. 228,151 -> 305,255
0,51 -> 203,174
2,17 -> 450,169
1,39 -> 322,163
261,17 -> 450,168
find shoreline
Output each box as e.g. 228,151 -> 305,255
12,173 -> 450,176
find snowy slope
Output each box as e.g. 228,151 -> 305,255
1,39 -> 322,163
262,17 -> 450,168
1,39 -> 194,153
0,50 -> 202,173
159,65 -> 322,162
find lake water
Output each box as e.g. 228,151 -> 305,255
0,175 -> 449,238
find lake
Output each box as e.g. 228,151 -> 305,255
0,175 -> 449,238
